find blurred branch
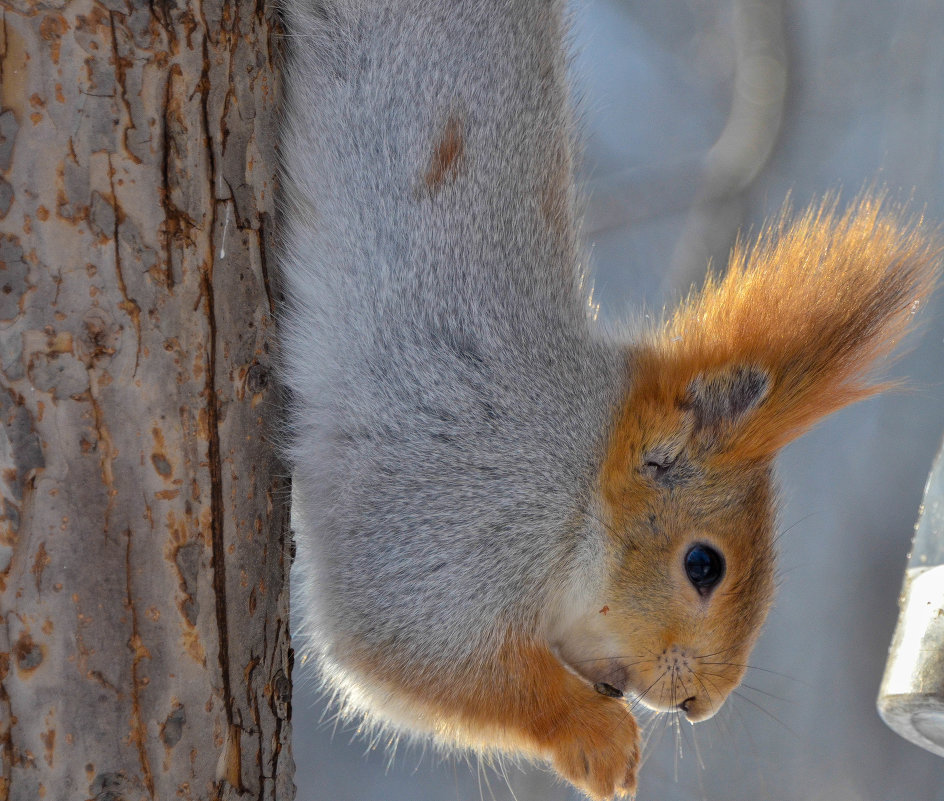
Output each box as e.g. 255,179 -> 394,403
582,0 -> 788,297
667,0 -> 787,295
581,156 -> 705,233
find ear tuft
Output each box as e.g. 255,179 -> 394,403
686,365 -> 770,430
626,192 -> 941,461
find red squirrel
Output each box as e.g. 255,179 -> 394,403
278,1 -> 940,798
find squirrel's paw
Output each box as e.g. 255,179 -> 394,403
548,696 -> 639,800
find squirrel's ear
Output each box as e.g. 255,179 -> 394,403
631,193 -> 940,462
685,365 -> 769,432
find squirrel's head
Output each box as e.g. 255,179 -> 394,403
553,363 -> 777,721
550,194 -> 939,722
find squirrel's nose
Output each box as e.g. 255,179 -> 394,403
678,696 -> 697,717
677,694 -> 720,722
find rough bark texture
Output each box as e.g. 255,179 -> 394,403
0,1 -> 293,799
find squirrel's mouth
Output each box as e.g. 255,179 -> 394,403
560,655 -> 632,699
562,654 -> 703,713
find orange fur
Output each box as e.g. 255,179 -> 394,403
629,194 -> 940,462
340,629 -> 638,799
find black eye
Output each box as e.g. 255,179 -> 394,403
684,544 -> 725,595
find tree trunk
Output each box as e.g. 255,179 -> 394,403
0,1 -> 293,799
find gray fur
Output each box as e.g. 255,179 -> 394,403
279,0 -> 628,730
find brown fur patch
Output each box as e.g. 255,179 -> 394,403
424,116 -> 464,193
343,630 -> 582,747
343,630 -> 637,798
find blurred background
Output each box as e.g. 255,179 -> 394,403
291,0 -> 944,798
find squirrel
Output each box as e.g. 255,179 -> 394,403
277,1 -> 940,799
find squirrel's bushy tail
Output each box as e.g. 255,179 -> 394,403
633,193 -> 941,460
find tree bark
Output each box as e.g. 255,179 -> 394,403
0,1 -> 293,799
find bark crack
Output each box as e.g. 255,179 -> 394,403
202,194 -> 238,797
159,67 -> 177,292
87,390 -> 117,535
106,152 -> 142,374
125,529 -> 155,798
0,643 -> 11,801
195,7 -> 233,750
257,212 -> 277,317
108,11 -> 139,167
0,11 -> 7,91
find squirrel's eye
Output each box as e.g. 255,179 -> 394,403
684,544 -> 725,595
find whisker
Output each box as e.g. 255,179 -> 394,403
566,654 -> 654,668
775,562 -> 808,581
691,640 -> 755,661
672,712 -> 682,780
634,714 -> 655,771
697,661 -> 807,686
575,507 -> 623,540
629,669 -> 669,714
774,511 -> 820,545
687,714 -> 708,776
693,671 -> 726,709
702,676 -> 791,704
691,672 -> 715,710
708,698 -> 733,741
730,689 -> 801,740
637,710 -> 668,771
